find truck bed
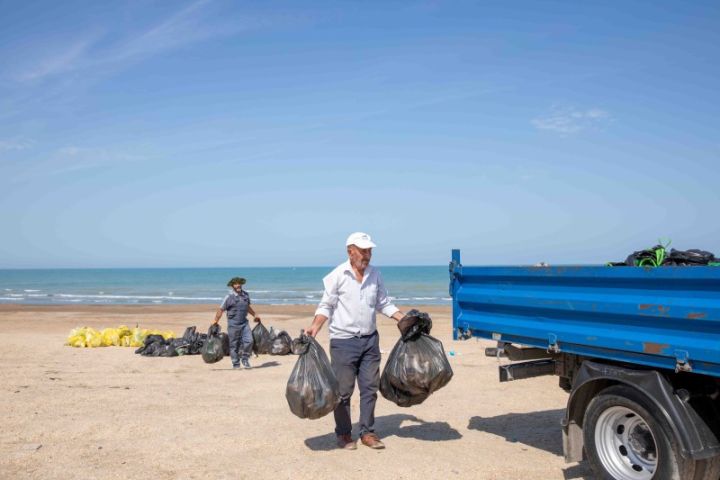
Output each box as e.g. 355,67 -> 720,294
450,250 -> 720,377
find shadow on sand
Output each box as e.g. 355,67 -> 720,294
467,409 -> 565,455
468,409 -> 593,479
305,414 -> 462,451
212,361 -> 281,371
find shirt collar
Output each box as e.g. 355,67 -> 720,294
342,260 -> 373,281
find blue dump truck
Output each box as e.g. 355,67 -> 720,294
449,250 -> 720,480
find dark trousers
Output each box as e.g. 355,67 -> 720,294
228,322 -> 252,366
330,331 -> 381,437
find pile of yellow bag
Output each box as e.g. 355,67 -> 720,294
65,325 -> 175,348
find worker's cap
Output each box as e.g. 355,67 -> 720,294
346,232 -> 377,249
227,277 -> 246,287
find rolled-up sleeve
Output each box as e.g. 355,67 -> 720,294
315,273 -> 339,318
375,272 -> 399,318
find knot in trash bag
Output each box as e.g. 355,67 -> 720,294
397,309 -> 433,341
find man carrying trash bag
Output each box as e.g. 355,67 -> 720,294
212,277 -> 261,369
306,232 -> 407,451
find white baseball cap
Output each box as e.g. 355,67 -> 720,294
346,232 -> 377,249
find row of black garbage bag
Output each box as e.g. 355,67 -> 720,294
134,321 -> 295,360
286,310 -> 453,417
608,243 -> 720,267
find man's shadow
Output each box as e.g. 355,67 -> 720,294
305,414 -> 462,451
252,361 -> 281,369
212,361 -> 280,371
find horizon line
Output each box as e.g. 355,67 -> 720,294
0,264 -> 449,271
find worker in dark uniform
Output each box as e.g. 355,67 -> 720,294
212,277 -> 260,369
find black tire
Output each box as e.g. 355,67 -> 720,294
583,385 -> 702,480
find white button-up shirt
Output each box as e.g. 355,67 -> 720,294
315,261 -> 399,339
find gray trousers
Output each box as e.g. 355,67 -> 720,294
228,322 -> 252,366
330,331 -> 381,437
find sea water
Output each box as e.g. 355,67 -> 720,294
0,266 -> 451,306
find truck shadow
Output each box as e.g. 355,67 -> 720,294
468,409 -> 565,455
305,414 -> 462,451
468,410 -> 594,479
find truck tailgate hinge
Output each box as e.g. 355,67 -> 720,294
674,350 -> 692,373
548,333 -> 560,353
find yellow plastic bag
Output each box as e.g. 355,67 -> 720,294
118,324 -> 131,334
67,334 -> 87,348
101,328 -> 120,347
68,327 -> 85,338
129,327 -> 145,347
84,328 -> 103,348
66,325 -> 175,348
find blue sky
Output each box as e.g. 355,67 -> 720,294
1,0 -> 718,268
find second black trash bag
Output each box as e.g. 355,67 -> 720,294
380,321 -> 453,407
201,324 -> 225,364
285,334 -> 340,419
270,330 -> 293,356
252,321 -> 273,355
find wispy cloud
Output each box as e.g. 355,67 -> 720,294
532,106 -> 611,135
0,139 -> 33,151
4,144 -> 150,185
15,37 -> 98,82
99,0 -> 240,66
13,0 -> 252,84
53,146 -> 147,174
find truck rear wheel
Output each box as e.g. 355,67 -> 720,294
583,385 -> 696,480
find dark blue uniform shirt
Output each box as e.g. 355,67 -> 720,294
220,289 -> 251,326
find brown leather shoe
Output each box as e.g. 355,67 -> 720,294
360,433 -> 385,449
336,434 -> 357,450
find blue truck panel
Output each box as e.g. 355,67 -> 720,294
449,249 -> 720,377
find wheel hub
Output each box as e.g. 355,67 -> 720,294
594,406 -> 658,480
628,424 -> 656,462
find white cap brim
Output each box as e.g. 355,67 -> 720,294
350,239 -> 376,249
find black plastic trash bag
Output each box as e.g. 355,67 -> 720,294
179,325 -> 207,354
135,332 -> 191,357
220,331 -> 230,356
175,344 -> 191,356
270,330 -> 293,355
190,333 -> 208,355
252,321 -> 273,355
135,335 -> 168,356
665,248 -> 718,266
201,324 -> 225,364
135,335 -> 162,355
608,242 -> 719,267
144,334 -> 166,346
286,334 -> 340,419
182,326 -> 198,344
380,311 -> 453,407
158,343 -> 179,357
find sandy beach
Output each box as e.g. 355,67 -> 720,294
0,304 -> 592,479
